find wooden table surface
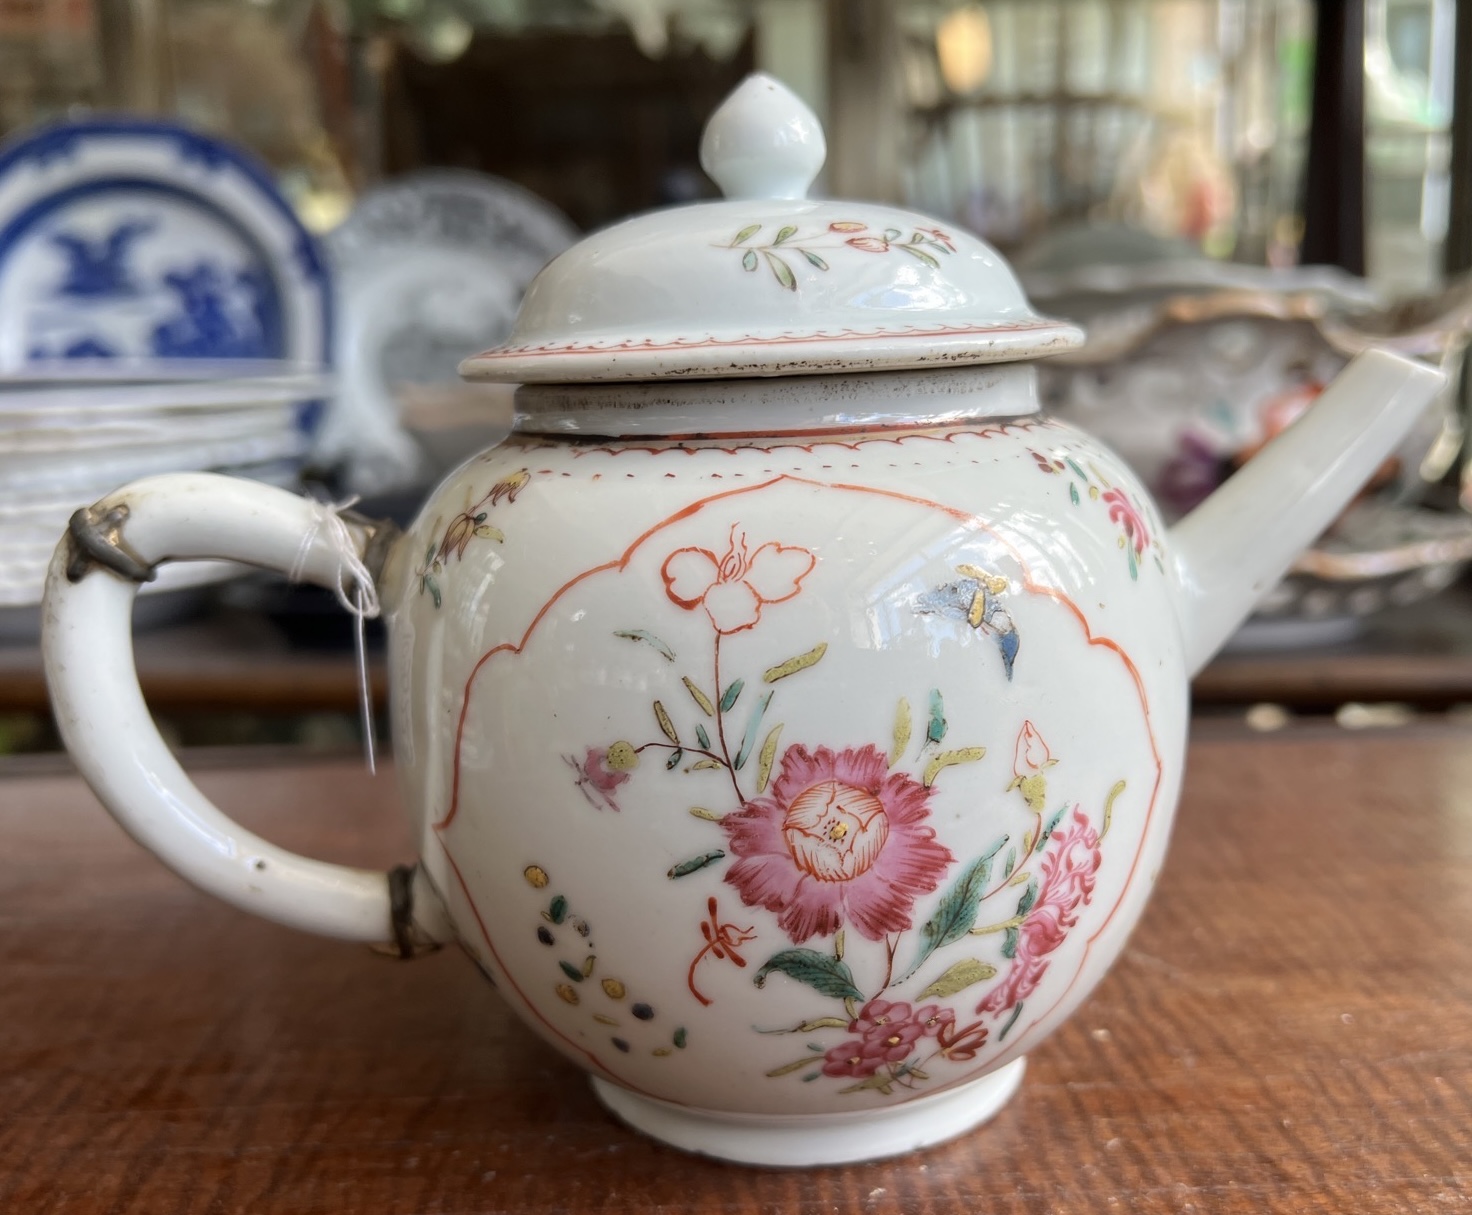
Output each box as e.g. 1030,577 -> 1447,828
1,729 -> 1469,1214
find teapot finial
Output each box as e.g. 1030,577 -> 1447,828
699,73 -> 825,201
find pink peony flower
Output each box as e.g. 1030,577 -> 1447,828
1102,488 -> 1149,557
722,744 -> 954,943
977,807 -> 1102,1016
661,526 -> 815,635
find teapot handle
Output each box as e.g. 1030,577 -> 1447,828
41,472 -> 443,951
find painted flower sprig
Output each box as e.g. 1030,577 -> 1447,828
723,220 -> 957,291
415,468 -> 530,607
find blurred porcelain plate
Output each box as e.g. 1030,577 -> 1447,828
0,119 -> 330,375
327,168 -> 578,291
1234,502 -> 1472,649
0,368 -> 333,416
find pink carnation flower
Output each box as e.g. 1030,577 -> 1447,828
977,806 -> 1101,1016
721,744 -> 954,943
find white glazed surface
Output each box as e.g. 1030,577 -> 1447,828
35,347 -> 1444,1161
387,400 -> 1186,1117
461,76 -> 1081,384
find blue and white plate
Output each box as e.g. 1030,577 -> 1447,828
0,118 -> 331,376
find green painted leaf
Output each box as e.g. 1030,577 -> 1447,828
999,1001 -> 1025,1041
772,224 -> 798,245
922,746 -> 986,788
695,723 -> 712,750
423,575 -> 441,609
919,958 -> 998,999
755,723 -> 783,794
1015,878 -> 1039,918
1036,806 -> 1068,853
890,697 -> 911,767
898,243 -> 940,269
734,690 -> 774,769
800,248 -> 829,270
653,700 -> 679,744
1069,481 -> 1080,506
673,1027 -> 687,1048
719,678 -> 744,713
754,949 -> 864,1000
766,1056 -> 813,1077
1002,925 -> 1020,959
665,748 -> 683,770
474,512 -> 487,523
732,223 -> 761,245
764,251 -> 798,291
883,227 -> 902,241
1002,848 -> 1016,879
558,960 -> 583,982
547,895 -> 567,924
742,248 -> 758,271
667,850 -> 725,879
682,676 -> 715,716
925,689 -> 946,748
613,629 -> 675,661
902,834 -> 1008,978
763,642 -> 828,683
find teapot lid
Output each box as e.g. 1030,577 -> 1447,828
460,74 -> 1082,384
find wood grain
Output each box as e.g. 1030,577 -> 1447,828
0,732 -> 1468,1213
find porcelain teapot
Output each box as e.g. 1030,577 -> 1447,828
42,76 -> 1444,1167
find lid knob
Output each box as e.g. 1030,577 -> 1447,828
699,73 -> 825,201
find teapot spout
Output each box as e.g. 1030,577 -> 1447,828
1170,348 -> 1446,675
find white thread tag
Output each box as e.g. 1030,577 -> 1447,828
290,496 -> 382,773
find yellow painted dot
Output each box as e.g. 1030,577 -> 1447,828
556,983 -> 579,1005
652,1048 -> 672,1057
594,1014 -> 620,1026
524,865 -> 549,888
602,978 -> 626,1000
1088,486 -> 1100,500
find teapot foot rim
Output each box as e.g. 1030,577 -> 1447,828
589,1056 -> 1026,1167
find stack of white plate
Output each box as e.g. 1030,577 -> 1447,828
0,117 -> 335,633
0,366 -> 332,612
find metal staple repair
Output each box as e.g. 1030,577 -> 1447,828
65,503 -> 158,585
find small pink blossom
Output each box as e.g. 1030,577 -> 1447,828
828,220 -> 868,233
661,526 -> 815,635
821,998 -> 950,1078
977,807 -> 1101,1017
916,226 -> 956,251
1102,488 -> 1149,557
722,744 -> 954,943
566,747 -> 629,812
845,236 -> 891,253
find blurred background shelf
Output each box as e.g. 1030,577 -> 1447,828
7,580 -> 1472,738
